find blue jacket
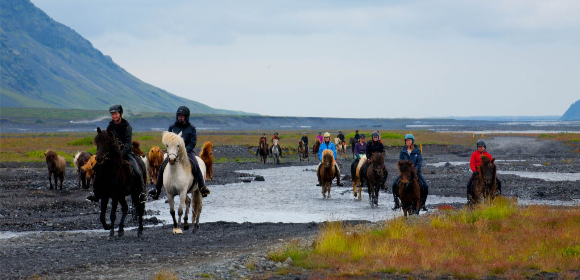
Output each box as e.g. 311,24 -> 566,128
399,146 -> 423,174
318,141 -> 337,161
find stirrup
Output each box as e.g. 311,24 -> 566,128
201,186 -> 210,197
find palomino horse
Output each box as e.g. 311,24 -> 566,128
349,138 -> 356,158
271,139 -> 280,164
258,139 -> 268,164
334,138 -> 347,159
364,153 -> 387,207
397,160 -> 421,216
74,151 -> 93,189
148,146 -> 164,185
352,155 -> 367,200
44,150 -> 66,190
200,141 -> 214,181
162,131 -> 205,234
471,155 -> 498,205
93,127 -> 146,238
319,150 -> 337,198
298,140 -> 308,161
312,138 -> 321,155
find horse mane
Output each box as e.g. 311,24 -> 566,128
200,141 -> 213,158
45,150 -> 58,160
322,149 -> 334,164
371,152 -> 385,165
397,160 -> 417,179
131,141 -> 145,156
74,151 -> 82,169
315,138 -> 321,144
162,131 -> 189,162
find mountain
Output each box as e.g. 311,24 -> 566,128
0,0 -> 250,115
561,100 -> 580,121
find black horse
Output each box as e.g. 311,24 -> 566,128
93,127 -> 146,238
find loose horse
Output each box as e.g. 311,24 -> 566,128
471,155 -> 498,205
312,138 -> 321,155
352,155 -> 367,200
148,146 -> 164,185
319,150 -> 337,198
44,150 -> 66,190
131,140 -> 145,156
364,153 -> 387,207
298,140 -> 308,162
93,127 -> 146,238
334,138 -> 347,159
162,131 -> 205,234
397,160 -> 421,216
81,155 -> 97,187
74,151 -> 93,189
271,139 -> 280,164
200,141 -> 214,181
258,139 -> 268,164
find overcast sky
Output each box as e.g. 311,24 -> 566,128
32,0 -> 580,118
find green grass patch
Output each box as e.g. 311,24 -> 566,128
138,135 -> 155,140
66,136 -> 93,146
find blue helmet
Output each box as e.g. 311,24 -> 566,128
405,134 -> 415,144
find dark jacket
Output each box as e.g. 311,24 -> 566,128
399,146 -> 423,174
337,133 -> 345,142
301,135 -> 308,146
365,140 -> 385,159
107,118 -> 132,158
169,119 -> 197,153
354,142 -> 366,159
354,133 -> 360,142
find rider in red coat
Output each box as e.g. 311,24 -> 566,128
467,140 -> 501,196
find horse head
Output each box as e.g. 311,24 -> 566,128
44,150 -> 58,169
478,155 -> 496,187
370,152 -> 385,177
322,150 -> 334,168
94,127 -> 120,164
397,160 -> 416,185
162,131 -> 187,165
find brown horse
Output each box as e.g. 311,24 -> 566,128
200,141 -> 214,181
131,141 -> 145,156
81,155 -> 97,185
44,150 -> 66,190
364,153 -> 387,207
74,151 -> 93,189
298,140 -> 308,162
397,160 -> 421,216
312,138 -> 321,155
472,155 -> 498,204
319,150 -> 337,198
148,146 -> 164,185
258,139 -> 268,164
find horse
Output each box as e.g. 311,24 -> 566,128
44,150 -> 66,190
471,155 -> 498,205
271,139 -> 280,164
361,153 -> 387,207
148,146 -> 164,185
352,155 -> 367,200
81,155 -> 97,187
397,160 -> 421,216
200,141 -> 214,181
349,138 -> 356,158
312,138 -> 321,155
162,131 -> 205,234
131,140 -> 145,157
298,140 -> 308,162
258,139 -> 268,164
334,138 -> 347,159
93,127 -> 146,238
319,149 -> 337,198
74,151 -> 93,189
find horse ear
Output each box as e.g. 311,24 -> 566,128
178,131 -> 182,137
97,127 -> 102,133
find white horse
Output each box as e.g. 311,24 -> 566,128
162,131 -> 206,234
271,139 -> 280,164
334,138 -> 347,159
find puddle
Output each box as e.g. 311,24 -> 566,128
498,171 -> 580,181
428,162 -> 468,167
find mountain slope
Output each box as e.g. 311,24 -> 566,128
0,0 -> 249,115
561,100 -> 580,121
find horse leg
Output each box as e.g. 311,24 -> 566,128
184,195 -> 191,231
100,198 -> 111,230
48,171 -> 54,189
192,189 -> 202,233
118,198 -> 129,237
108,198 -> 120,238
174,190 -> 186,234
59,172 -> 64,190
168,195 -> 181,234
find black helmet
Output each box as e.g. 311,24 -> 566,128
477,139 -> 486,148
109,104 -> 123,115
356,130 -> 359,133
372,131 -> 380,138
360,133 -> 366,138
176,106 -> 190,117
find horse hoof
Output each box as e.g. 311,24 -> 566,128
104,224 -> 112,230
173,228 -> 183,234
118,230 -> 124,237
184,224 -> 190,231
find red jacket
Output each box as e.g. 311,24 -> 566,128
470,150 -> 493,172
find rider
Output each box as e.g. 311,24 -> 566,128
299,132 -> 309,154
391,134 -> 429,211
354,130 -> 360,143
337,130 -> 346,150
467,139 -> 502,196
350,133 -> 366,178
316,132 -> 323,143
360,131 -> 388,186
256,133 -> 267,155
271,132 -> 282,157
316,132 -> 343,186
149,106 -> 211,199
86,104 -> 147,204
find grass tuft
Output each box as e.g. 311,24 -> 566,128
66,136 -> 93,146
151,269 -> 179,280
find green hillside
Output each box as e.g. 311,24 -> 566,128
561,100 -> 580,121
0,0 -> 250,115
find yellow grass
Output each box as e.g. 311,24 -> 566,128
151,269 -> 180,280
269,197 -> 580,278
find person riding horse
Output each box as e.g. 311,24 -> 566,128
359,132 -> 388,185
299,132 -> 309,155
316,132 -> 323,144
271,132 -> 282,157
467,140 -> 502,197
337,130 -> 346,148
256,133 -> 267,155
316,132 -> 343,187
354,130 -> 360,143
350,133 -> 366,179
391,134 -> 429,211
149,106 -> 211,199
86,104 -> 147,204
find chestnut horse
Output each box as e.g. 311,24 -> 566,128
74,151 -> 93,189
148,146 -> 164,185
200,141 -> 214,181
298,140 -> 308,162
319,150 -> 337,198
312,138 -> 321,155
364,153 -> 387,207
472,155 -> 498,205
397,160 -> 421,216
81,155 -> 97,187
45,150 -> 66,190
258,139 -> 268,164
131,141 -> 145,156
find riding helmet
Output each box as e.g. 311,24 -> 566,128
324,132 -> 330,138
372,131 -> 380,138
176,106 -> 190,117
109,104 -> 123,115
477,139 -> 486,148
405,134 -> 415,144
339,130 -> 342,133
275,132 -> 278,135
356,130 -> 359,133
360,133 -> 365,138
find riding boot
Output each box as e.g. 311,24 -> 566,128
421,197 -> 428,211
190,157 -> 210,198
496,178 -> 502,195
392,195 -> 401,210
149,158 -> 168,200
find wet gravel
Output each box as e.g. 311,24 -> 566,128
1,136 -> 579,279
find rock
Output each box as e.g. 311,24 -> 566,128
284,257 -> 293,265
242,179 -> 252,183
254,175 -> 265,181
444,162 -> 451,167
